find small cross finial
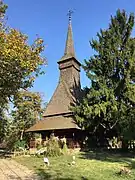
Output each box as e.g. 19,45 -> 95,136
67,10 -> 74,23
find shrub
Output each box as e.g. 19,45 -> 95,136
13,140 -> 27,151
45,136 -> 62,157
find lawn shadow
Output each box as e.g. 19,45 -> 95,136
37,168 -> 88,180
79,149 -> 135,169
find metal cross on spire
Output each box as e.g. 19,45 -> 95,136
67,10 -> 74,23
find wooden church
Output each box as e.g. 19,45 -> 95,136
26,13 -> 83,148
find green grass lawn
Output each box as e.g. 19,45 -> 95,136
14,151 -> 135,180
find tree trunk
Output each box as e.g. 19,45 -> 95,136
20,130 -> 24,140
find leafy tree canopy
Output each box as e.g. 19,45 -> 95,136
0,1 -> 46,107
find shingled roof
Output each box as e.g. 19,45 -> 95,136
26,115 -> 80,132
26,78 -> 78,132
43,79 -> 75,117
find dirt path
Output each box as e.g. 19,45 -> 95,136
0,158 -> 40,180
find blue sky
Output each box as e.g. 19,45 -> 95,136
4,0 -> 135,103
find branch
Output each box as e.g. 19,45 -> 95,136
100,123 -> 106,129
109,120 -> 118,129
92,124 -> 99,134
8,96 -> 14,103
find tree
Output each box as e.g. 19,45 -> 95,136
0,1 -> 7,29
0,104 -> 10,143
11,90 -> 43,141
0,1 -> 46,107
73,10 -> 135,146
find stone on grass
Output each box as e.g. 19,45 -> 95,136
119,167 -> 131,175
43,157 -> 50,166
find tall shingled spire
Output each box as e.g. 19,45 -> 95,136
59,10 -> 75,61
64,10 -> 75,56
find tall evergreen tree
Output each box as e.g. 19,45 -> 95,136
73,10 -> 135,145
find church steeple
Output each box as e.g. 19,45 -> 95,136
64,10 -> 75,57
59,10 -> 76,62
26,11 -> 82,135
57,10 -> 81,97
